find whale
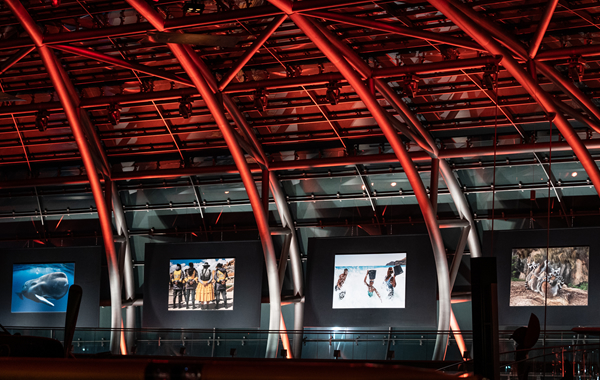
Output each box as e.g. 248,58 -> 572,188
15,272 -> 69,307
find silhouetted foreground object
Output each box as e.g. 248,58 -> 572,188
0,357 -> 480,380
511,313 -> 540,380
0,284 -> 82,358
64,285 -> 83,357
471,257 -> 500,380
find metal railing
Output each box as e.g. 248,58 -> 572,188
7,326 -> 600,371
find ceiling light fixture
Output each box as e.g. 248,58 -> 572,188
572,172 -> 578,177
325,81 -> 341,106
253,89 -> 268,112
568,56 -> 585,83
108,104 -> 120,126
399,74 -> 419,98
35,110 -> 49,132
391,182 -> 397,187
178,96 -> 192,119
184,0 -> 205,13
482,64 -> 498,91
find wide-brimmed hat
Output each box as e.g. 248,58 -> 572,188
202,262 -> 210,267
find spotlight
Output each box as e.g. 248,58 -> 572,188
107,104 -> 120,126
184,0 -> 205,13
51,0 -> 60,7
442,48 -> 459,61
325,81 -> 341,106
391,182 -> 397,187
178,96 -> 192,119
399,74 -> 419,98
568,55 -> 585,82
572,172 -> 578,177
35,110 -> 49,132
482,64 -> 498,91
253,89 -> 268,112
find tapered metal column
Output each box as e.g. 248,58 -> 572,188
310,20 -> 482,258
438,161 -> 480,257
427,0 -> 600,197
315,17 -> 481,358
270,172 -> 304,358
124,0 -> 281,358
53,57 -> 111,179
183,44 -> 299,358
4,0 -> 122,354
112,182 -> 135,353
270,7 -> 450,360
182,43 -> 300,357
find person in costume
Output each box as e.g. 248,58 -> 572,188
214,263 -> 229,309
364,271 -> 382,302
195,262 -> 215,309
184,262 -> 198,309
383,267 -> 397,298
335,268 -> 348,291
334,268 -> 348,300
170,264 -> 184,309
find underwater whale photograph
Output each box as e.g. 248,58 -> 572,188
11,263 -> 75,313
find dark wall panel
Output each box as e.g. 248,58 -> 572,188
304,235 -> 437,328
485,228 -> 598,328
142,241 -> 263,329
0,246 -> 101,328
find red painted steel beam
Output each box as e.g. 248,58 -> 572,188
277,9 -> 451,361
3,0 -> 122,354
0,46 -> 34,75
427,0 -> 600,197
0,56 -> 501,117
423,0 -> 600,135
306,10 -> 484,51
124,0 -> 283,358
6,136 -> 600,188
225,56 -> 500,92
536,44 -> 600,61
0,1 -> 376,52
113,138 -> 600,179
528,0 -> 560,58
536,61 -> 600,123
181,45 -> 269,167
218,15 -> 287,91
51,45 -> 194,87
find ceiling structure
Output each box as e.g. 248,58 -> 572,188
0,0 -> 599,357
0,0 -> 597,219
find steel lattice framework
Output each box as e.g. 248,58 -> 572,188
0,0 -> 599,359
